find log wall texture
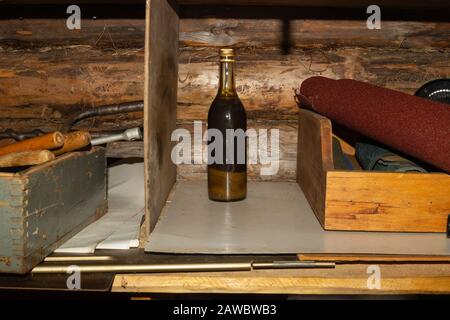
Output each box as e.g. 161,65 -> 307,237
0,5 -> 448,178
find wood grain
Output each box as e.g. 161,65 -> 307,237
2,46 -> 447,126
0,45 -> 144,132
296,110 -> 333,226
177,46 -> 450,121
0,150 -> 54,167
2,17 -> 448,50
106,141 -> 144,158
53,131 -> 91,156
1,17 -> 449,132
0,132 -> 64,156
111,263 -> 450,294
180,18 -> 450,49
325,171 -> 450,232
144,0 -> 179,232
0,19 -> 145,50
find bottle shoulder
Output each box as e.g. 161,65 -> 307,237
208,95 -> 246,126
209,95 -> 245,113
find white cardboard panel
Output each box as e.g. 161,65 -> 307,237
146,181 -> 450,255
56,162 -> 145,253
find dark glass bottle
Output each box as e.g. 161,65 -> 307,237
207,48 -> 247,201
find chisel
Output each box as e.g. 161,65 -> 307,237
53,131 -> 91,156
32,260 -> 335,274
0,132 -> 64,157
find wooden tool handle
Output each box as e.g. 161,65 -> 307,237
53,131 -> 91,156
0,150 -> 55,168
0,132 -> 64,157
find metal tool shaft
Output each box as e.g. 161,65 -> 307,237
253,261 -> 336,269
32,262 -> 252,274
44,256 -> 114,263
32,260 -> 335,274
90,127 -> 142,146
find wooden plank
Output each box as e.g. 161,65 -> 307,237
0,150 -> 54,167
0,15 -> 450,52
0,45 -> 144,132
298,254 -> 450,263
106,141 -> 144,158
2,46 -> 448,132
111,263 -> 450,294
180,18 -> 450,49
1,24 -> 448,131
2,17 -> 448,50
0,19 -> 145,49
325,171 -> 450,232
296,109 -> 333,226
144,0 -> 179,232
177,46 -> 450,121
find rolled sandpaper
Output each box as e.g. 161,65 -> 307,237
297,76 -> 450,173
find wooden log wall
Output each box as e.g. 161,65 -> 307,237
0,5 -> 449,180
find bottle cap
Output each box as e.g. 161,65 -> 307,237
219,48 -> 235,62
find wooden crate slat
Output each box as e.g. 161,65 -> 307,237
144,0 -> 179,232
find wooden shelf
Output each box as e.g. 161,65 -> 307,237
112,262 -> 450,295
106,141 -> 144,159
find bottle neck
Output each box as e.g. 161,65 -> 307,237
217,60 -> 237,97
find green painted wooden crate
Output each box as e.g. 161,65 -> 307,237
0,148 -> 107,274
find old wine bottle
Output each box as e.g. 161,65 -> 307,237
207,48 -> 247,201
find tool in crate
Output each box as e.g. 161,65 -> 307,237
0,127 -> 141,169
0,131 -> 90,168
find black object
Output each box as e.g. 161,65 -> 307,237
332,137 -> 355,170
415,79 -> 450,105
69,101 -> 144,128
0,129 -> 45,141
447,215 -> 450,239
355,142 -> 426,173
0,101 -> 144,141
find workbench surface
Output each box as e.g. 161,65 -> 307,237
2,248 -> 450,295
111,262 -> 450,295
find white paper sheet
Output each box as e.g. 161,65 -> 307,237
55,161 -> 145,253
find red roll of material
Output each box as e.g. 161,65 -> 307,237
297,76 -> 450,173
